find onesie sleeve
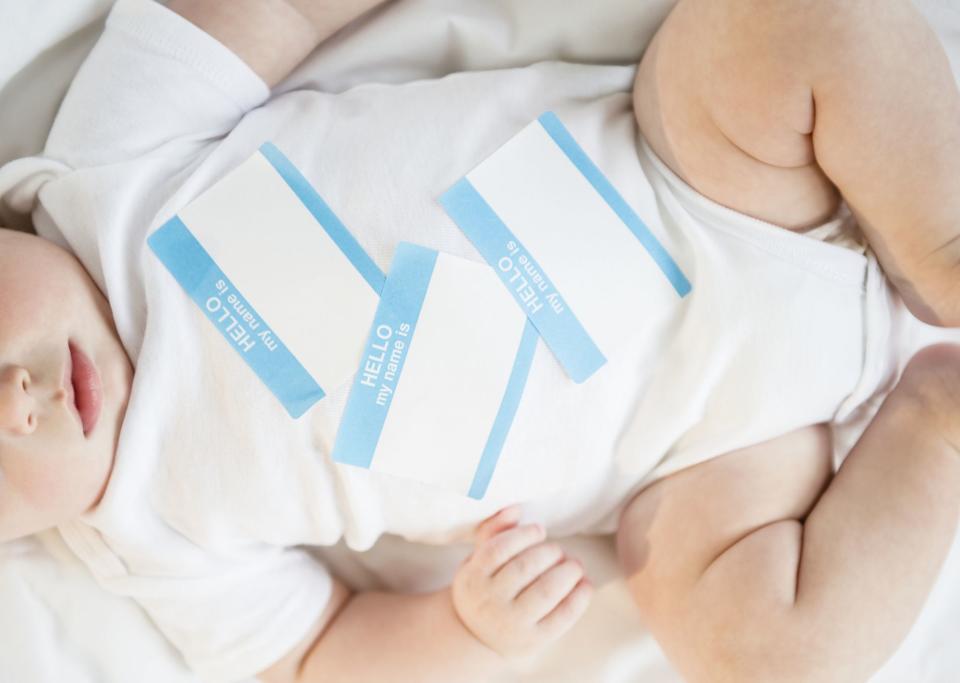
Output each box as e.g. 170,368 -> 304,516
44,0 -> 270,169
104,544 -> 334,683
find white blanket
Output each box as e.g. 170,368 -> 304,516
2,1 -> 960,681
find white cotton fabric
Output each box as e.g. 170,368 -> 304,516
0,0 -> 914,679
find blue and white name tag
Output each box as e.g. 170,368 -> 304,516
332,243 -> 538,499
440,112 -> 691,383
148,143 -> 384,418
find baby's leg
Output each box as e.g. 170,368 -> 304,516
635,0 -> 960,325
617,345 -> 960,682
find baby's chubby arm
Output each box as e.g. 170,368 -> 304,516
167,0 -> 391,87
260,507 -> 593,683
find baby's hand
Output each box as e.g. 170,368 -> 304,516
451,507 -> 593,659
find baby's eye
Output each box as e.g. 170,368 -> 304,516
26,414 -> 35,429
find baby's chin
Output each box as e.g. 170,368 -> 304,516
95,327 -> 134,460
75,259 -> 135,480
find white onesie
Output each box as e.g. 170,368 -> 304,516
0,0 -> 912,680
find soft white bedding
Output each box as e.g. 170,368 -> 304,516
2,1 -> 960,681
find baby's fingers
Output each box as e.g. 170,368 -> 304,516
492,542 -> 565,599
516,558 -> 585,621
474,523 -> 546,576
474,505 -> 522,545
537,578 -> 593,640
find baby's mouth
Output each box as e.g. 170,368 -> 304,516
67,341 -> 103,437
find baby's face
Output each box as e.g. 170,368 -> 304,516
0,228 -> 133,542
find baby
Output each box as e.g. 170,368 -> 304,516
1,0 -> 959,682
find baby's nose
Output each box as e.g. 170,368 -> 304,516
0,366 -> 37,436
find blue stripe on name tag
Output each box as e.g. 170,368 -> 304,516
259,142 -> 386,293
148,217 -> 324,418
440,179 -> 607,383
468,320 -> 539,499
332,243 -> 437,468
537,112 -> 692,297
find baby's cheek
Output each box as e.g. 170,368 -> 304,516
8,451 -> 77,510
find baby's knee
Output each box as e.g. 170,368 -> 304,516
896,344 -> 960,449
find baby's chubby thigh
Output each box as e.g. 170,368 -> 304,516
615,344 -> 960,584
888,344 -> 960,454
614,345 -> 960,581
612,345 -> 960,681
614,424 -> 834,590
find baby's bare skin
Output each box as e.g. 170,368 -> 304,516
1,1 -> 958,682
636,0 -> 960,327
620,1 -> 960,680
619,346 -> 960,683
0,229 -> 132,543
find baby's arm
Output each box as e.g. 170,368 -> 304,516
617,344 -> 960,682
166,0 -> 390,87
260,507 -> 592,683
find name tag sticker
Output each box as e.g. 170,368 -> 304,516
332,243 -> 538,500
440,111 -> 691,383
148,143 -> 384,418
